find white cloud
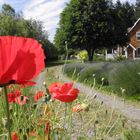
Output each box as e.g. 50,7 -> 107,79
0,0 -> 4,5
0,0 -> 136,42
23,0 -> 69,42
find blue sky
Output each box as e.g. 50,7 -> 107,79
0,0 -> 136,42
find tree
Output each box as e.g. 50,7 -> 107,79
0,4 -> 57,62
2,4 -> 15,17
55,0 -> 130,61
135,0 -> 140,18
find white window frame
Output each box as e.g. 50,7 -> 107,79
136,32 -> 140,41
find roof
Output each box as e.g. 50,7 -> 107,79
128,18 -> 140,33
124,43 -> 136,50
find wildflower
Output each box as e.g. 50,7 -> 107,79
0,36 -> 45,86
8,92 -> 16,103
45,122 -> 50,134
15,95 -> 29,105
48,82 -> 79,102
28,131 -> 37,137
34,91 -> 45,102
101,77 -> 104,81
120,87 -> 126,93
48,82 -> 62,93
72,103 -> 89,112
12,132 -> 19,140
8,89 -> 22,103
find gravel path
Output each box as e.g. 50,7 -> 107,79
33,69 -> 47,91
53,66 -> 140,123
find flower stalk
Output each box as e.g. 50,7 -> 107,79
4,86 -> 12,140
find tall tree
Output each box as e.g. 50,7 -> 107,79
55,0 -> 129,61
135,0 -> 140,18
1,4 -> 15,17
0,4 -> 57,62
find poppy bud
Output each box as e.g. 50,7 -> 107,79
93,95 -> 97,99
43,81 -> 47,87
101,77 -> 104,81
32,104 -> 37,109
105,109 -> 108,115
72,103 -> 89,112
101,101 -> 103,105
94,120 -> 99,124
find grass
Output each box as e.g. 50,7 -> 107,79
44,63 -> 140,140
0,60 -> 140,140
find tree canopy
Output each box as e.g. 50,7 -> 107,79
135,0 -> 140,18
54,0 -> 135,61
0,4 -> 57,62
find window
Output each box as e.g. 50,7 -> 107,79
136,32 -> 140,41
136,48 -> 140,57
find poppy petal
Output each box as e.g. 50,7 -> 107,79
0,36 -> 45,85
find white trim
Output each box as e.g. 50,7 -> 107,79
125,49 -> 128,58
133,49 -> 135,59
125,44 -> 136,51
128,18 -> 140,33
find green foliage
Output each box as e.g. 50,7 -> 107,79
55,0 -> 135,61
109,61 -> 140,96
2,4 -> 15,17
77,50 -> 88,62
64,63 -> 86,78
124,129 -> 140,140
135,0 -> 140,19
64,62 -> 115,85
0,4 -> 58,61
114,55 -> 126,61
64,60 -> 140,97
78,62 -> 115,85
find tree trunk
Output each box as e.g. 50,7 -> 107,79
87,48 -> 94,61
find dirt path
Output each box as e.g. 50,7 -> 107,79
52,66 -> 140,124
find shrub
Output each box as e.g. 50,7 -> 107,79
109,61 -> 140,96
114,55 -> 126,62
124,129 -> 140,140
78,62 -> 112,85
63,63 -> 86,78
77,50 -> 88,62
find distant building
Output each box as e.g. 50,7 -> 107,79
106,18 -> 140,60
125,18 -> 140,59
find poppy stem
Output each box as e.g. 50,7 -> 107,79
3,86 -> 12,140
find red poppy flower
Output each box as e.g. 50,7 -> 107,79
8,89 -> 22,103
48,82 -> 62,93
0,36 -> 45,86
34,91 -> 45,102
15,95 -> 28,105
45,122 -> 50,135
8,92 -> 16,103
12,132 -> 19,140
48,82 -> 79,102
